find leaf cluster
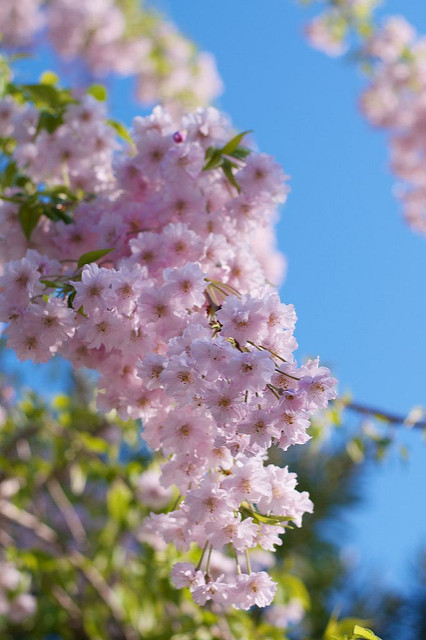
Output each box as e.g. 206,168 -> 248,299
203,131 -> 252,192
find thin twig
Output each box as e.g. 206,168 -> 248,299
52,585 -> 81,619
346,401 -> 426,429
69,551 -> 138,640
0,499 -> 58,545
0,500 -> 137,640
47,478 -> 87,545
0,528 -> 14,547
217,616 -> 235,640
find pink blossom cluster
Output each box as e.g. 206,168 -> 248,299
305,0 -> 378,57
0,94 -> 117,267
0,94 -> 116,192
0,558 -> 36,623
0,0 -> 222,113
265,598 -> 305,629
360,16 -> 426,233
0,106 -> 336,609
0,0 -> 43,47
305,6 -> 426,234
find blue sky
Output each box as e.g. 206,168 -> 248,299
8,0 -> 426,594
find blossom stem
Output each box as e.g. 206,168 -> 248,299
234,549 -> 241,575
205,544 -> 213,575
245,548 -> 252,575
196,542 -> 209,571
275,368 -> 300,381
170,493 -> 182,512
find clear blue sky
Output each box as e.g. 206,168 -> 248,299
8,0 -> 426,594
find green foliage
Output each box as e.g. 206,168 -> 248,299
107,119 -> 134,145
325,616 -> 374,640
87,84 -> 108,102
352,625 -> 382,640
39,71 -> 60,86
0,367 -> 394,640
77,248 -> 114,269
0,186 -> 79,239
0,59 -> 130,246
240,505 -> 294,526
203,131 -> 252,192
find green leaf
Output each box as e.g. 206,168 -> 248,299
77,248 -> 114,269
0,193 -> 23,203
1,161 -> 18,188
67,290 -> 76,309
222,159 -> 241,192
253,512 -> 293,525
325,617 -> 373,640
353,626 -> 382,640
39,71 -> 59,86
229,146 -> 251,160
87,84 -> 108,101
203,147 -> 224,171
37,110 -> 63,134
19,83 -> 76,110
240,505 -> 293,526
346,437 -> 365,464
221,130 -> 252,155
106,119 -> 133,145
21,83 -> 61,106
19,200 -> 42,239
40,280 -> 62,289
79,433 -> 109,454
43,204 -> 73,224
49,185 -> 75,197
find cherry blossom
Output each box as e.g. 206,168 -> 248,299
0,104 -> 336,610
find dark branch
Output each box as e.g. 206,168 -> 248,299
346,401 -> 426,430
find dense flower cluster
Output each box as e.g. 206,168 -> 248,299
0,94 -> 116,191
0,0 -> 222,113
0,93 -> 117,268
304,4 -> 426,235
0,105 -> 336,609
0,557 -> 36,623
305,0 -> 378,57
360,17 -> 426,233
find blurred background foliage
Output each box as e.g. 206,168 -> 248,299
0,341 -> 424,640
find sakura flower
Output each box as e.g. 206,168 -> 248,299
161,408 -> 213,456
224,349 -> 275,393
238,153 -> 290,202
191,577 -> 232,607
186,481 -> 234,524
137,468 -> 174,510
217,294 -> 268,346
221,457 -> 271,504
0,103 -> 337,613
163,262 -> 207,308
233,571 -> 277,610
265,599 -> 305,629
137,354 -> 167,390
73,264 -> 112,315
171,562 -> 205,589
206,513 -> 258,552
257,465 -> 313,527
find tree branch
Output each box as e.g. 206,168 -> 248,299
345,401 -> 426,429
